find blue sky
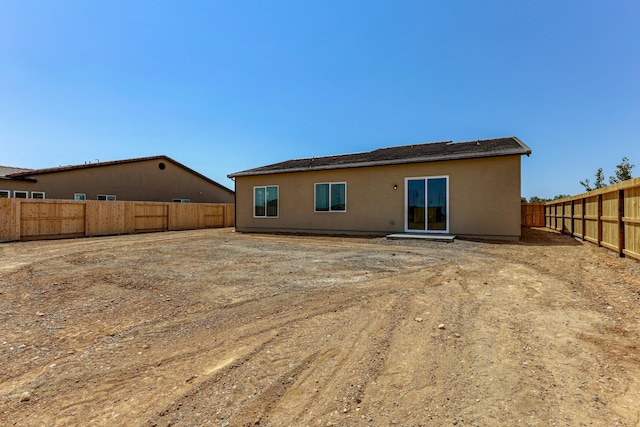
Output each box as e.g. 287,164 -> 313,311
1,1 -> 638,198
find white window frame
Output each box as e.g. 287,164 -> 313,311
0,190 -> 9,199
253,185 -> 279,218
97,194 -> 117,201
31,192 -> 45,199
314,182 -> 347,213
74,193 -> 86,200
14,191 -> 28,199
404,175 -> 449,233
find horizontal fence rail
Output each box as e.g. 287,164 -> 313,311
0,199 -> 234,242
544,177 -> 640,262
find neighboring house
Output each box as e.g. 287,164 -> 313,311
228,137 -> 532,240
0,155 -> 234,203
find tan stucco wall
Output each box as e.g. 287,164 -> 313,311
1,159 -> 235,203
233,155 -> 523,240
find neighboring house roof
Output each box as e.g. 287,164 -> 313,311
5,155 -> 234,193
0,165 -> 32,177
229,137 -> 531,178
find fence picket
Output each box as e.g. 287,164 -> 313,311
541,177 -> 640,261
0,199 -> 234,242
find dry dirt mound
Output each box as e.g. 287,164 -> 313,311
1,228 -> 639,426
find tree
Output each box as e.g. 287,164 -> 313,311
522,194 -> 571,203
580,157 -> 635,191
580,168 -> 606,192
528,196 -> 549,203
609,157 -> 635,185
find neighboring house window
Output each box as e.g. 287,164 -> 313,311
254,186 -> 278,217
31,192 -> 45,199
14,191 -> 28,199
74,193 -> 86,200
0,190 -> 9,198
172,199 -> 190,203
97,195 -> 116,201
315,182 -> 346,212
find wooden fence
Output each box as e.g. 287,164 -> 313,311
521,202 -> 546,227
544,177 -> 640,261
0,199 -> 234,242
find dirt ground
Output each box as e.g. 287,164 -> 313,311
1,228 -> 639,427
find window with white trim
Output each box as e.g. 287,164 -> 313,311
31,192 -> 45,199
315,182 -> 346,212
74,193 -> 86,200
97,194 -> 116,201
14,191 -> 28,199
0,190 -> 9,198
254,185 -> 278,217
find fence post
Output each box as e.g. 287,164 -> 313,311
597,194 -> 603,247
618,189 -> 625,257
581,197 -> 586,241
570,200 -> 574,236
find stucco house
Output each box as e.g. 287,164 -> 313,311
228,137 -> 531,240
1,155 -> 234,204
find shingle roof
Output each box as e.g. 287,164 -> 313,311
4,155 -> 234,193
0,165 -> 32,177
228,137 -> 531,178
6,155 -> 172,177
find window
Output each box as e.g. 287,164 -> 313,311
254,186 -> 278,217
172,198 -> 190,203
14,191 -> 28,199
0,190 -> 9,199
97,195 -> 116,201
74,193 -> 86,200
315,182 -> 346,212
31,192 -> 45,199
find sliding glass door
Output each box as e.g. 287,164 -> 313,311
405,176 -> 449,232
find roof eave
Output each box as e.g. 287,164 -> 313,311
512,136 -> 532,156
0,176 -> 37,182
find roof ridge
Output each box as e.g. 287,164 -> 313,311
265,140 -> 453,163
6,155 -> 171,176
0,165 -> 33,170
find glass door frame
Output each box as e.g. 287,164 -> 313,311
404,176 -> 450,233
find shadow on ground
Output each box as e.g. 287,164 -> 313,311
519,227 -> 583,246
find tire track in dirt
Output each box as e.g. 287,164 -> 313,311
238,291 -> 408,426
145,269 -> 446,427
3,267 -> 430,425
452,242 -> 640,426
4,228 -> 640,426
